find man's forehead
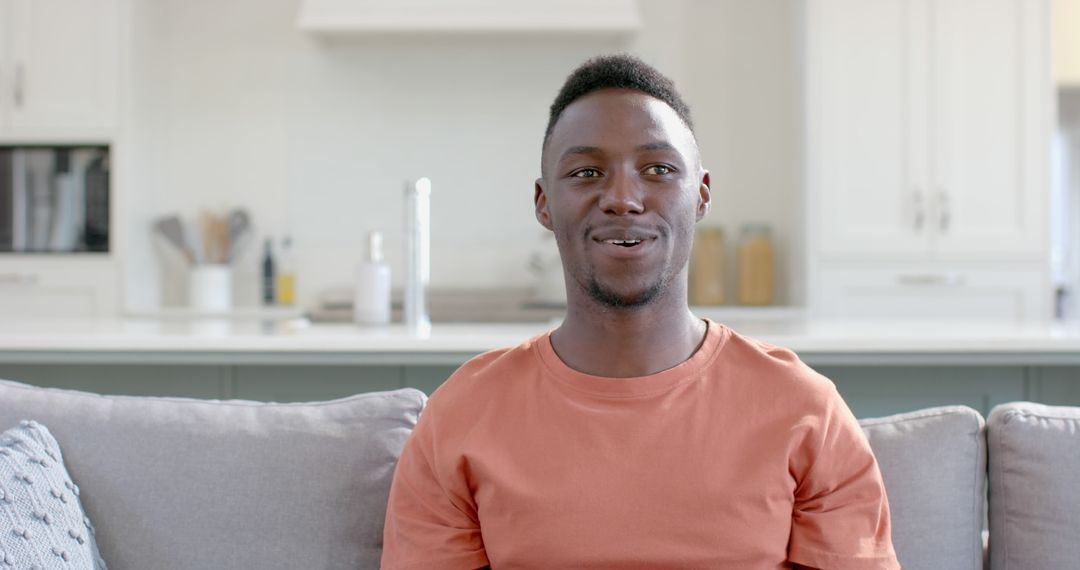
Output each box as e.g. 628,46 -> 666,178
545,89 -> 697,163
556,89 -> 683,132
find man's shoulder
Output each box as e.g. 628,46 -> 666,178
425,333 -> 546,411
718,325 -> 838,405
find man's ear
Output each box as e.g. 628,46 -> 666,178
695,170 -> 712,222
535,178 -> 553,230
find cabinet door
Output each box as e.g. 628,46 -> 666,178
7,0 -> 118,135
931,0 -> 1049,257
813,264 -> 1049,321
806,0 -> 930,258
0,256 -> 118,319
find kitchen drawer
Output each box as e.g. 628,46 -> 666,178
0,256 -> 118,319
811,264 -> 1051,321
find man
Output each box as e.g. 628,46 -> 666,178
382,54 -> 899,569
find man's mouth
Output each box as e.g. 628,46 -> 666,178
588,227 -> 659,257
600,238 -> 644,248
591,235 -> 655,257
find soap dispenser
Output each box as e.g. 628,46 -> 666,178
354,231 -> 391,325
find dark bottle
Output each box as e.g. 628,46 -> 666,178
262,238 -> 276,305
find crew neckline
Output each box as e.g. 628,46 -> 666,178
534,318 -> 729,399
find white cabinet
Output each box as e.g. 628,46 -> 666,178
805,0 -> 1053,320
806,0 -> 1050,261
814,263 -> 1050,322
0,0 -> 119,138
0,256 -> 118,319
931,0 -> 1049,257
0,0 -> 123,320
806,0 -> 928,258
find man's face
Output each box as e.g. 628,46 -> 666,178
535,88 -> 710,309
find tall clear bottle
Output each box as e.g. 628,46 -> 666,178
404,178 -> 431,332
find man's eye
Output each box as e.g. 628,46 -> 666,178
644,164 -> 673,175
572,168 -> 600,178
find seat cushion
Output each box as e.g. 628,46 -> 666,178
859,406 -> 986,570
987,402 -> 1080,570
0,378 -> 426,570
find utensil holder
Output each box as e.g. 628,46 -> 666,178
188,264 -> 232,312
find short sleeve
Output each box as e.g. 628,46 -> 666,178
787,386 -> 900,570
381,409 -> 490,570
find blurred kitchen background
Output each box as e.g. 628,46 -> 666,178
0,0 -> 1077,326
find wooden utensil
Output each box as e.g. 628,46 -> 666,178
200,210 -> 231,265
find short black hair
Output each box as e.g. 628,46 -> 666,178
542,54 -> 694,153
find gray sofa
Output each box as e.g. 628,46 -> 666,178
0,377 -> 1073,569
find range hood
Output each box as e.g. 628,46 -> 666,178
297,0 -> 641,35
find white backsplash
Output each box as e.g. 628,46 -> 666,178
125,0 -> 802,311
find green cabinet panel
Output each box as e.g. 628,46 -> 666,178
403,366 -> 458,395
232,365 -> 403,402
0,364 -> 225,398
2,360 -> 1076,416
816,365 -> 1026,419
1029,367 -> 1080,406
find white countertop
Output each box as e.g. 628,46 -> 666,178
0,318 -> 555,353
3,315 -> 1080,366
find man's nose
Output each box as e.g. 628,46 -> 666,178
598,169 -> 645,215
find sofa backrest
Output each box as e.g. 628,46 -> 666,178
860,406 -> 987,570
0,378 -> 426,570
0,377 -> 998,569
988,402 -> 1080,570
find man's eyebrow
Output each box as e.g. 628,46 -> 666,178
558,142 -> 677,161
636,141 -> 678,152
559,146 -> 603,161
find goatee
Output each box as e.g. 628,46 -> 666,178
585,275 -> 666,309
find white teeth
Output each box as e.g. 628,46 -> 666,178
603,239 -> 642,245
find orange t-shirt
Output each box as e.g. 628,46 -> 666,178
382,320 -> 899,569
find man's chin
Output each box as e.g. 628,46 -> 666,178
585,278 -> 664,309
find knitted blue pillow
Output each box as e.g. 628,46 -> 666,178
0,420 -> 107,569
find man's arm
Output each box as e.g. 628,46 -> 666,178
786,385 -> 900,570
381,411 -> 490,570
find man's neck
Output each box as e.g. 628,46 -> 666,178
551,291 -> 706,378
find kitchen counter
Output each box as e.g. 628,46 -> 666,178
4,314 -> 1079,417
3,314 -> 1080,366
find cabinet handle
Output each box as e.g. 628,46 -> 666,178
0,272 -> 39,285
937,188 -> 951,232
896,273 -> 964,287
13,63 -> 24,108
911,188 -> 925,231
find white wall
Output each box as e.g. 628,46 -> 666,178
125,0 -> 802,310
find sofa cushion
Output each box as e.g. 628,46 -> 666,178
859,406 -> 986,570
987,402 -> 1080,570
0,419 -> 108,569
0,378 -> 425,570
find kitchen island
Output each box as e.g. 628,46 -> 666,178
2,315 -> 1078,418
